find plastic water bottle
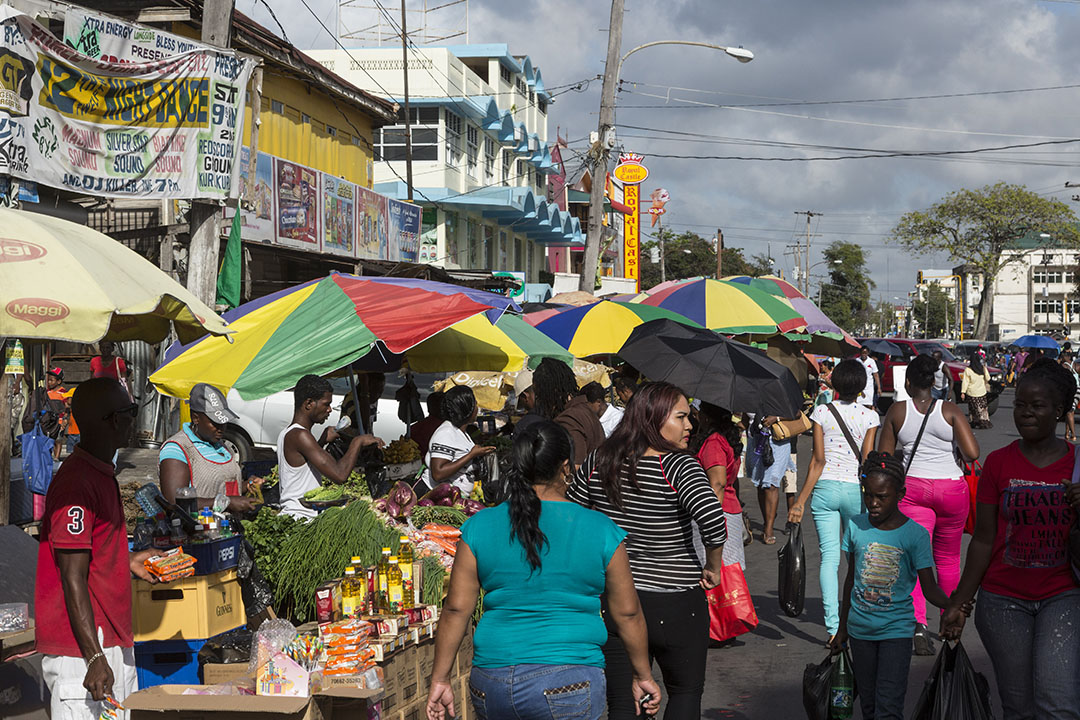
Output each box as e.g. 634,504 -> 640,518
132,517 -> 152,550
829,651 -> 855,719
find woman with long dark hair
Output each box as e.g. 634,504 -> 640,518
569,382 -> 727,719
419,385 -> 494,493
690,402 -> 746,569
426,421 -> 660,720
962,353 -> 993,429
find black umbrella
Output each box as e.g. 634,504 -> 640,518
859,338 -> 904,357
618,319 -> 805,417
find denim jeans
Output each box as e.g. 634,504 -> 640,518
975,588 -> 1080,720
931,387 -> 949,400
468,664 -> 606,720
899,476 -> 968,624
603,588 -> 709,719
810,479 -> 863,635
849,637 -> 913,720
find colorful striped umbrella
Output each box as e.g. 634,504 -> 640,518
150,273 -> 519,400
403,313 -> 573,372
533,300 -> 702,356
637,278 -> 807,335
724,275 -> 860,349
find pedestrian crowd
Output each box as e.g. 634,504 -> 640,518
30,341 -> 1080,720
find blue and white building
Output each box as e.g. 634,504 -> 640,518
312,44 -> 582,283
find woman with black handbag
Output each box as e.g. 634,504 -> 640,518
788,359 -> 880,645
878,353 -> 979,655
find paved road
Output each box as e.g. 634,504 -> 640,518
696,391 -> 1023,719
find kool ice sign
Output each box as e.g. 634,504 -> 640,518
0,6 -> 252,199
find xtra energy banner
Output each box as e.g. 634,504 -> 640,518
0,5 -> 252,199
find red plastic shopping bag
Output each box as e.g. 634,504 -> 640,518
963,461 -> 981,535
707,563 -> 758,642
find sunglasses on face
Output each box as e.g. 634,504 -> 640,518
103,403 -> 138,420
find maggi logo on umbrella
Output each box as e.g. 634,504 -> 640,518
6,297 -> 69,326
0,238 -> 46,263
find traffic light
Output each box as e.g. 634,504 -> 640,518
916,270 -> 923,284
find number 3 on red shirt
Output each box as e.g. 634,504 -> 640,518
67,507 -> 85,535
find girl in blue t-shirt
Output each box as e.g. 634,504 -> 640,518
830,452 -> 955,720
425,421 -> 661,720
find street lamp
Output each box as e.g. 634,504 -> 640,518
579,35 -> 754,291
812,259 -> 842,304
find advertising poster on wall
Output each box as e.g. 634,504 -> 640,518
321,174 -> 357,257
356,185 -> 388,259
224,146 -> 275,244
0,6 -> 252,199
388,199 -> 422,263
275,158 -> 319,248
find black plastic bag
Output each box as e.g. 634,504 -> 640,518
910,641 -> 994,720
803,654 -> 833,720
778,521 -> 807,617
197,626 -> 254,666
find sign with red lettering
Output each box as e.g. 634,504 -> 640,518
624,184 -> 640,289
0,238 -> 46,263
5,297 -> 70,326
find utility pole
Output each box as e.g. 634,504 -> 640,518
186,0 -> 236,306
715,228 -> 724,279
794,210 -> 822,296
579,0 -> 624,292
400,0 -> 414,202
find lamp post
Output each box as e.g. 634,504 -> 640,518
811,259 -> 842,304
579,37 -> 753,291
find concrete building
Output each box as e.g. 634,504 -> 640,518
311,44 -> 584,283
989,245 -> 1079,342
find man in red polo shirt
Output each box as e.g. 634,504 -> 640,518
35,378 -> 158,718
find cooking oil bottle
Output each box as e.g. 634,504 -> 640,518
377,548 -> 392,612
398,535 -> 415,609
340,566 -> 362,618
387,556 -> 404,612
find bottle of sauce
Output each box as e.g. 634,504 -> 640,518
341,566 -> 362,618
387,556 -> 404,613
398,536 -> 415,609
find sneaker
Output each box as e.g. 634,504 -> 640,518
913,623 -> 935,656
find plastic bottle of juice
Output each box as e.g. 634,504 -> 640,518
398,536 -> 415,609
387,556 -> 404,613
341,566 -> 361,618
377,548 -> 392,612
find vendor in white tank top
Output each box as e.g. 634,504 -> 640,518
877,353 -> 979,656
279,374 -> 384,519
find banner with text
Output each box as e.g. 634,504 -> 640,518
357,185 -> 388,260
322,173 -> 356,257
0,6 -> 252,199
275,158 -> 319,249
388,198 -> 421,262
63,7 -> 209,64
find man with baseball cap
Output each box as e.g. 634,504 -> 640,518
512,369 -> 545,435
159,383 -> 256,513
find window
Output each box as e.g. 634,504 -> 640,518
468,221 -> 481,268
483,137 -> 496,182
326,125 -> 337,137
445,111 -> 463,168
466,125 -> 479,178
500,65 -> 511,84
1033,269 -> 1063,284
499,231 -> 509,270
535,168 -> 545,192
352,135 -> 363,147
529,90 -> 535,103
516,77 -> 527,95
515,238 -> 524,271
375,108 -> 439,161
270,99 -> 284,114
502,149 -> 512,184
516,159 -> 527,182
484,225 -> 496,268
301,113 -> 311,124
1034,299 -> 1064,315
538,99 -> 547,114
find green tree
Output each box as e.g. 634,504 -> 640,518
890,183 -> 1080,339
818,241 -> 874,333
911,283 -> 957,338
639,230 -> 770,288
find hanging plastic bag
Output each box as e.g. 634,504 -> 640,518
778,521 -> 807,617
706,563 -> 758,642
910,641 -> 993,720
962,461 -> 981,535
20,418 -> 54,496
803,650 -> 858,720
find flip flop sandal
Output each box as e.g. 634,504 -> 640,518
763,534 -> 777,545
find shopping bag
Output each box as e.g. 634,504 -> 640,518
802,655 -> 833,720
778,521 -> 807,617
19,418 -> 54,496
910,641 -> 993,720
963,461 -> 981,535
706,563 -> 758,642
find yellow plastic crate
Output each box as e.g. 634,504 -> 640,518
133,568 -> 245,642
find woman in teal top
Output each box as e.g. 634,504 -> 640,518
426,421 -> 660,720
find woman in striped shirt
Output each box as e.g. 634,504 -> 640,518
569,382 -> 727,720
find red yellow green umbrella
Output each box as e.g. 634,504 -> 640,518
533,300 -> 702,356
636,278 -> 807,335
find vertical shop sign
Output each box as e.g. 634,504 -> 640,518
356,186 -> 388,259
321,174 -> 357,257
388,198 -> 421,262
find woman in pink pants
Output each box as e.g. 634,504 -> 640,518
878,353 -> 979,656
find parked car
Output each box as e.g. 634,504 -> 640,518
221,376 -> 424,463
856,337 -> 1004,415
951,340 -> 1004,361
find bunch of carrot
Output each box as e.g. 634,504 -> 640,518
420,524 -> 461,557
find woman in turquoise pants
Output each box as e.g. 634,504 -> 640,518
788,360 -> 880,643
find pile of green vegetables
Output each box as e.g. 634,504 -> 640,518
240,508 -> 300,592
254,500 -> 446,622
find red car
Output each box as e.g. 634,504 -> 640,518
856,337 -> 1004,415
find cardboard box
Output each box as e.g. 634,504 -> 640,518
133,569 -> 245,642
321,665 -> 383,691
363,615 -> 409,636
414,642 -> 434,685
454,632 -> 473,679
456,676 -> 472,720
200,662 -> 250,686
125,684 -> 380,720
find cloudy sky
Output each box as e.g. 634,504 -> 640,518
239,0 -> 1080,303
